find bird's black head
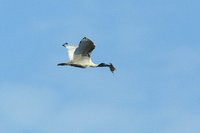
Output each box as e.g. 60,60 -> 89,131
109,63 -> 116,73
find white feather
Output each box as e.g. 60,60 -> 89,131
63,45 -> 77,61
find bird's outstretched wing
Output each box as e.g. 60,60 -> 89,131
74,37 -> 95,57
62,44 -> 77,61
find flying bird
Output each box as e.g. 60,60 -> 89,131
57,37 -> 116,73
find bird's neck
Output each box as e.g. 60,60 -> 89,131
97,63 -> 110,67
97,63 -> 116,73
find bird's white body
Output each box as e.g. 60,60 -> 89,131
58,37 -> 116,73
63,38 -> 97,67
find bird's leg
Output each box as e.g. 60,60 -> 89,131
57,63 -> 85,68
57,63 -> 69,66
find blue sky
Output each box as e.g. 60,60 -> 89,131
0,0 -> 200,133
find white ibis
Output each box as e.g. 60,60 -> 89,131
58,37 -> 116,73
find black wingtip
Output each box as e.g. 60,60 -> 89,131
62,43 -> 68,47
